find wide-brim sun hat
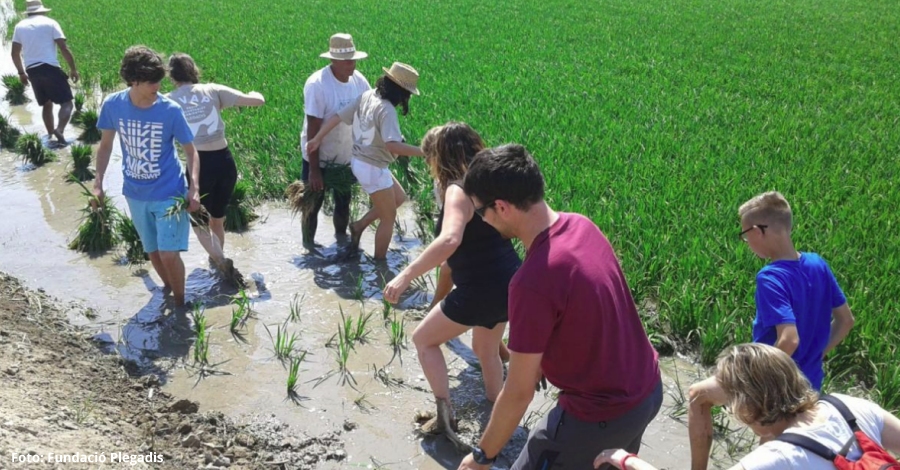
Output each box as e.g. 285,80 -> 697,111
319,33 -> 368,61
382,62 -> 421,96
25,0 -> 51,14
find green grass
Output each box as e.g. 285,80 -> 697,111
2,74 -> 28,105
50,0 -> 900,409
15,132 -> 54,166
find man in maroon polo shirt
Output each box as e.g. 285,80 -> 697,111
457,144 -> 662,470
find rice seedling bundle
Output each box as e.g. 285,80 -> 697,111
15,132 -> 54,166
2,74 -> 28,105
285,163 -> 357,217
71,92 -> 86,124
57,0 -> 900,408
68,187 -> 121,253
116,216 -> 148,265
224,179 -> 257,232
68,144 -> 94,181
0,113 -> 21,149
77,109 -> 101,144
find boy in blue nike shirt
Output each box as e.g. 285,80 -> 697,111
687,191 -> 855,470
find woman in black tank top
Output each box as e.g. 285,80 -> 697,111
382,123 -> 521,437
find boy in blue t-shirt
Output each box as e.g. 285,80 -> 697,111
686,191 -> 854,470
92,45 -> 200,308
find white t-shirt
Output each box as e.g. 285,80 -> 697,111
12,15 -> 65,68
168,83 -> 243,151
300,66 -> 370,166
337,89 -> 404,169
740,394 -> 887,470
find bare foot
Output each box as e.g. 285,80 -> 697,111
52,130 -> 67,146
162,285 -> 173,296
349,222 -> 363,251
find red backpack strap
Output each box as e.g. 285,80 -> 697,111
775,433 -> 839,462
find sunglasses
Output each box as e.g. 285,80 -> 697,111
738,224 -> 768,241
474,200 -> 496,219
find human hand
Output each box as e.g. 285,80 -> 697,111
383,273 -> 411,304
535,374 -> 548,392
306,138 -> 321,155
90,184 -> 104,210
70,70 -> 80,83
187,187 -> 201,213
594,449 -> 633,469
18,72 -> 29,87
308,167 -> 324,192
457,453 -> 491,470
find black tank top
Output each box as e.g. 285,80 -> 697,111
435,183 -> 521,286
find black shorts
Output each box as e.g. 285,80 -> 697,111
197,147 -> 238,219
441,280 -> 510,329
25,64 -> 73,106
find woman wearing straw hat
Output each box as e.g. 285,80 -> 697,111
167,53 -> 265,282
382,122 -> 521,438
307,62 -> 425,260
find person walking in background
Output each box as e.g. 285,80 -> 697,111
167,53 -> 265,282
457,144 -> 662,470
299,33 -> 371,249
306,62 -> 425,260
93,45 -> 200,308
382,123 -> 521,437
688,191 -> 855,470
595,343 -> 900,470
10,0 -> 79,146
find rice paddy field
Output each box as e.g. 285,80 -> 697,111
11,0 -> 900,408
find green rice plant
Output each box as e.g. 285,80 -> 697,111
224,180 -> 258,232
352,273 -> 365,303
285,163 -> 358,217
388,313 -> 407,361
191,303 -> 210,366
69,182 -> 120,253
68,144 -> 94,181
2,74 -> 28,105
265,321 -> 299,361
381,297 -> 392,321
76,109 -> 101,144
231,288 -> 252,318
15,132 -> 54,166
72,91 -> 86,123
116,216 -> 148,265
286,350 -> 307,401
288,292 -> 304,322
0,113 -> 22,149
336,305 -> 372,345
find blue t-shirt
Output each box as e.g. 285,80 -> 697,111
752,252 -> 847,390
98,90 -> 194,201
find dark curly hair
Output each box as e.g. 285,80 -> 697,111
463,144 -> 545,211
168,53 -> 201,84
119,45 -> 166,85
375,75 -> 411,116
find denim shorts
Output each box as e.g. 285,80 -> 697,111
126,197 -> 190,253
351,158 -> 394,194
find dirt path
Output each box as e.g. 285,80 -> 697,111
0,272 -> 349,469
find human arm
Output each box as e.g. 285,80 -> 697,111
384,140 -> 425,157
594,449 -> 659,470
305,115 -> 325,191
384,186 -> 471,303
90,130 -> 116,206
688,375 -> 728,470
182,142 -> 201,212
458,351 -> 543,470
234,91 -> 264,107
305,114 -> 341,155
54,38 -> 78,82
880,408 -> 900,454
11,42 -> 28,86
773,323 -> 800,357
823,303 -> 854,357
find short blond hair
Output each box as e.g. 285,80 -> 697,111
738,191 -> 792,231
715,343 -> 818,426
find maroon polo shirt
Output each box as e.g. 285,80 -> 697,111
508,213 -> 660,422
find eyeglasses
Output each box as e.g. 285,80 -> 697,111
738,224 -> 768,241
474,200 -> 496,219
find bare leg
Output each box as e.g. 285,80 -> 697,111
209,217 -> 227,251
350,176 -> 406,257
472,322 -> 507,402
148,251 -> 172,292
41,102 -> 55,137
54,100 -> 73,143
192,226 -> 225,267
688,376 -> 727,470
412,303 -> 470,401
157,251 -> 186,307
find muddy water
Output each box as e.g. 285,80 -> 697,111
0,28 -> 718,470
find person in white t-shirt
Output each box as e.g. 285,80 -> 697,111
592,343 -> 900,470
307,62 -> 425,260
10,0 -> 79,145
167,53 -> 265,284
299,34 -> 371,249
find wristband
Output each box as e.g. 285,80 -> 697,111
620,453 -> 638,469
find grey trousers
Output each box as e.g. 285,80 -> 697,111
511,380 -> 663,470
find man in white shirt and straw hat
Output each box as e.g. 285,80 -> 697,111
298,33 -> 371,248
11,0 -> 79,145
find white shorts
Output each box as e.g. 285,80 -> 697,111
351,158 -> 394,194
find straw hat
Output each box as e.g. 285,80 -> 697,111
319,33 -> 368,61
25,0 -> 51,14
381,62 -> 421,96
